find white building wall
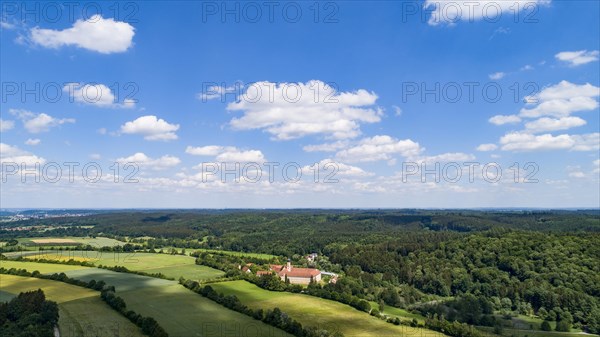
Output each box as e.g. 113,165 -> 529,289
281,273 -> 322,285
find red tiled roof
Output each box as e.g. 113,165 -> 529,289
270,264 -> 283,271
258,264 -> 321,279
278,268 -> 320,278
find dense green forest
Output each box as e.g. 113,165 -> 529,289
0,289 -> 59,337
2,210 -> 599,334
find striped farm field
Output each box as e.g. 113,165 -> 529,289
18,237 -> 127,248
30,238 -> 79,244
0,275 -> 145,337
18,250 -> 225,281
0,261 -> 289,337
61,268 -> 174,292
0,260 -> 89,273
119,284 -> 293,337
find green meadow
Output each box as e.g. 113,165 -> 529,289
369,301 -> 426,323
19,250 -> 225,280
0,260 -> 89,273
0,261 -> 291,337
0,274 -> 145,337
211,280 -> 446,337
509,314 -> 582,332
473,314 -> 584,337
119,284 -> 293,337
0,260 -> 174,291
61,268 -> 175,292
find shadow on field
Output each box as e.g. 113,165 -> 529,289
60,268 -> 174,292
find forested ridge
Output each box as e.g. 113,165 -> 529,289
329,230 -> 600,329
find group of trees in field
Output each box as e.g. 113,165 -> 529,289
0,289 -> 59,337
425,314 -> 484,337
415,294 -> 496,327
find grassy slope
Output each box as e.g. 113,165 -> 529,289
0,275 -> 145,337
61,268 -> 175,292
1,260 -> 177,291
20,250 -> 225,280
1,260 -> 88,273
368,301 -> 426,322
119,284 -> 293,337
509,314 -> 582,332
211,280 -> 446,337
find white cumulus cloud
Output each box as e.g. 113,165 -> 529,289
10,109 -> 75,133
524,116 -> 587,133
25,113 -> 75,133
476,143 -> 498,151
302,159 -> 373,178
489,115 -> 521,125
520,81 -> 599,118
197,85 -> 238,101
227,80 -> 382,140
25,138 -> 41,146
120,115 -> 179,141
555,50 -> 599,66
568,171 -> 586,178
335,135 -> 422,162
30,15 -> 135,54
186,145 -> 266,163
500,132 -> 599,152
0,143 -> 45,165
216,149 -> 265,163
116,152 -> 181,170
64,83 -> 135,108
0,119 -> 15,132
186,145 -> 236,156
489,72 -> 505,80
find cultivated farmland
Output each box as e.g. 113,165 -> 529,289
0,274 -> 145,337
0,261 -> 292,337
20,250 -> 225,280
119,284 -> 294,337
0,260 -> 89,273
18,236 -> 127,248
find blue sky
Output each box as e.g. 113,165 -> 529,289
1,1 -> 599,208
